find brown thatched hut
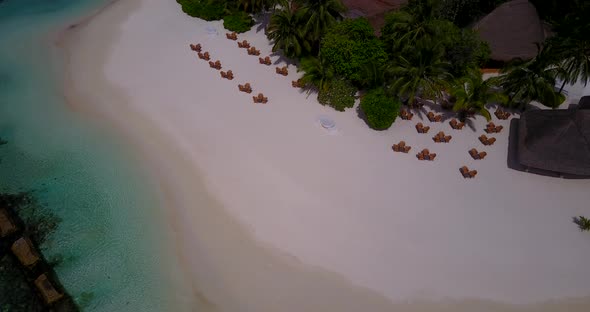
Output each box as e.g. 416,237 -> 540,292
0,208 -> 18,238
34,273 -> 64,305
11,237 -> 41,267
473,0 -> 546,62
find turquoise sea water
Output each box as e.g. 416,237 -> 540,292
0,0 -> 185,310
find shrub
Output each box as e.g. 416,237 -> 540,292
177,0 -> 226,21
321,18 -> 388,85
223,11 -> 254,33
317,79 -> 357,112
360,88 -> 401,130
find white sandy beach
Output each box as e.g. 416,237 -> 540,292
63,0 -> 590,311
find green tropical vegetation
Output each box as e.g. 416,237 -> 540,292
317,78 -> 357,111
266,4 -> 310,58
360,88 -> 402,130
573,216 -> 590,232
177,0 -> 228,21
386,40 -> 451,106
223,11 -> 254,33
449,69 -> 506,121
320,18 -> 387,85
299,54 -> 334,93
176,0 -> 589,130
493,45 -> 565,109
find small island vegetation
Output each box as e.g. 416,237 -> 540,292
176,0 -> 590,130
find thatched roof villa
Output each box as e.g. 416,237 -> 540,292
473,0 -> 547,63
11,237 -> 41,267
509,98 -> 590,178
34,273 -> 64,305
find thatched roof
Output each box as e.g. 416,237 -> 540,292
0,208 -> 18,238
34,274 -> 64,304
579,96 -> 590,110
517,108 -> 590,176
473,0 -> 545,62
11,237 -> 40,267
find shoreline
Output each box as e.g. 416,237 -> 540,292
60,0 -> 590,310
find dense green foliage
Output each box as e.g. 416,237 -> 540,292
436,21 -> 490,77
266,5 -> 310,58
546,2 -> 590,89
449,70 -> 506,121
174,0 -> 587,124
573,216 -> 590,232
223,11 -> 254,33
176,0 -> 227,21
299,0 -> 346,47
387,40 -> 451,105
299,55 -> 335,92
493,46 -> 565,109
317,78 -> 356,111
360,89 -> 401,130
321,18 -> 387,84
237,0 -> 275,13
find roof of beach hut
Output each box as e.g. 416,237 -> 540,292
0,208 -> 18,238
473,0 -> 546,62
11,237 -> 41,267
517,108 -> 590,176
34,273 -> 64,305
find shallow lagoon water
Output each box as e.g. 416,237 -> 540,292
0,0 -> 186,310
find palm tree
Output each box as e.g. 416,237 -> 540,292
266,5 -> 310,58
299,54 -> 335,92
237,0 -> 279,13
547,5 -> 590,93
298,0 -> 346,45
449,70 -> 506,121
386,41 -> 451,106
380,0 -> 439,54
494,45 -> 565,109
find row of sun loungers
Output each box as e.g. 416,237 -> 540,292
416,149 -> 436,161
433,131 -> 452,143
220,70 -> 234,80
460,166 -> 478,178
292,79 -> 304,88
427,111 -> 442,122
449,118 -> 465,130
485,122 -> 504,133
259,56 -> 272,65
247,47 -> 261,56
198,51 -> 211,61
479,134 -> 497,146
10,236 -> 64,304
237,40 -> 250,49
253,93 -> 268,104
415,122 -> 430,133
189,43 -> 202,52
468,148 -> 487,160
392,141 -> 411,153
239,83 -> 252,93
226,32 -> 238,40
400,109 -> 414,120
209,60 -> 222,70
276,66 -> 288,76
494,109 -> 511,120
